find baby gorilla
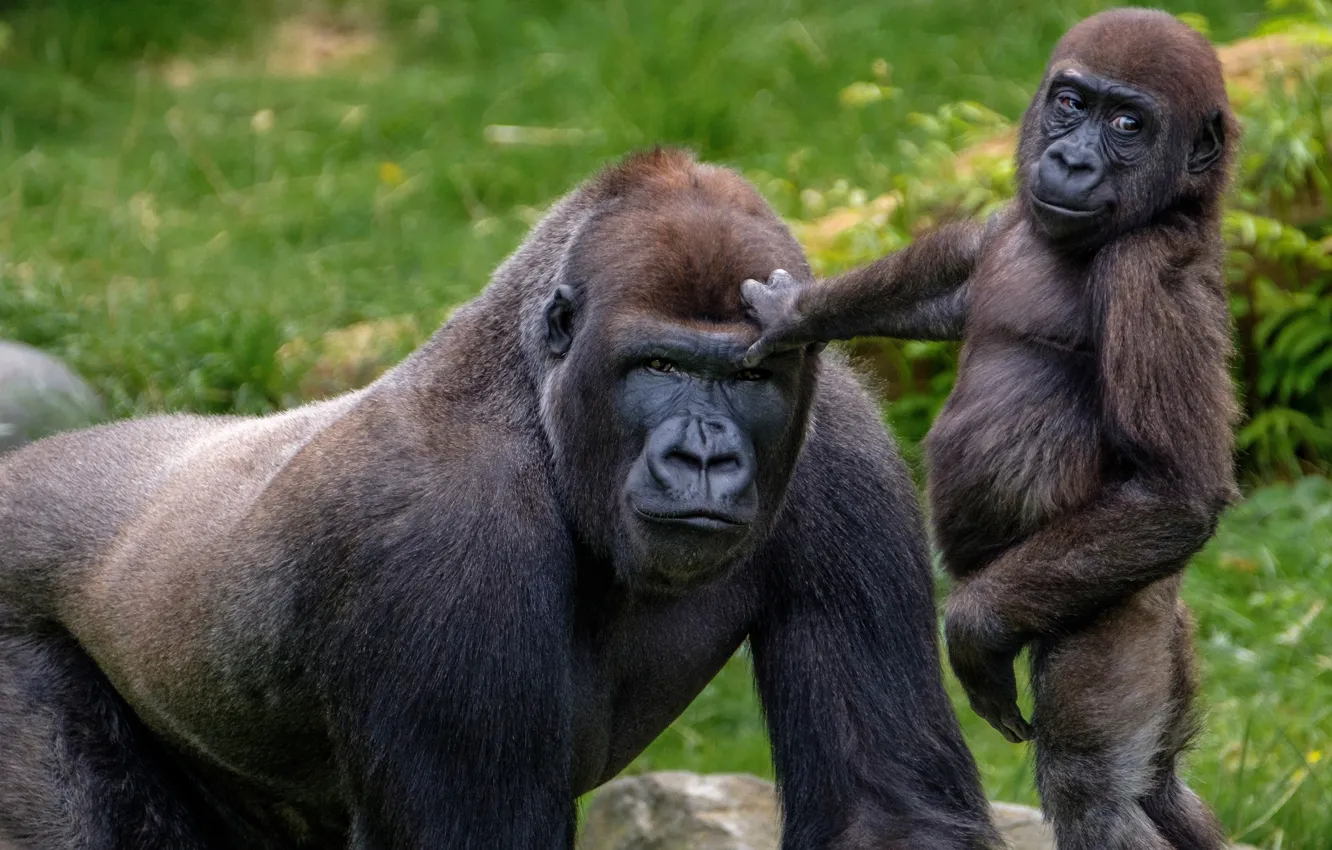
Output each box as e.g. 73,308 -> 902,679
742,10 -> 1238,850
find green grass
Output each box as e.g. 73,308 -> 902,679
3,2 -> 1328,847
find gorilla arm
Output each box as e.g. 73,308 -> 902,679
740,215 -> 1003,366
944,226 -> 1238,743
750,376 -> 1002,850
321,444 -> 578,849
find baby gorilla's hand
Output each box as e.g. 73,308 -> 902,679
945,586 -> 1034,744
739,270 -> 823,367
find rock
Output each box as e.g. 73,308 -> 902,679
580,772 -> 779,850
579,772 -> 1260,850
0,340 -> 103,454
990,801 -> 1052,850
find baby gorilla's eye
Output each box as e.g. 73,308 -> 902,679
646,358 -> 678,374
1110,113 -> 1141,134
1056,91 -> 1085,112
734,368 -> 769,382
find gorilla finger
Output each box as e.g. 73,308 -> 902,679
1009,714 -> 1035,743
974,699 -> 1025,742
971,702 -> 1008,737
997,722 -> 1024,745
739,278 -> 766,307
953,656 -> 1014,700
743,342 -> 770,369
998,709 -> 1033,744
767,268 -> 793,287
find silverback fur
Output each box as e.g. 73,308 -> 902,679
0,149 -> 999,849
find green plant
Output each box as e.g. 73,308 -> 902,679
0,0 -> 273,77
1227,211 -> 1332,476
1225,1 -> 1332,477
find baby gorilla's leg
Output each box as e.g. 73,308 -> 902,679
1030,577 -> 1190,850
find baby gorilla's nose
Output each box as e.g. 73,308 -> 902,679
1037,138 -> 1106,209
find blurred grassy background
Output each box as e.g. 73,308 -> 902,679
0,0 -> 1268,415
1,2 -> 1329,848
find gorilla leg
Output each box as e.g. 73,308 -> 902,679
0,624 -> 212,850
1143,777 -> 1227,850
1031,578 -> 1189,850
1140,602 -> 1228,850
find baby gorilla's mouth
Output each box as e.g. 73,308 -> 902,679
1030,195 -> 1106,218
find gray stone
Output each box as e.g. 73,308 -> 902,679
0,340 -> 103,454
579,772 -> 1259,850
580,772 -> 779,850
990,801 -> 1052,850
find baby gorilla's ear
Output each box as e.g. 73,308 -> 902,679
545,285 -> 578,357
1187,109 -> 1225,174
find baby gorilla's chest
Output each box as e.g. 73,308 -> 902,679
926,341 -> 1104,538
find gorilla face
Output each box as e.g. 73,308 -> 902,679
1026,71 -> 1157,244
536,157 -> 818,593
612,324 -> 805,586
543,290 -> 813,594
1021,65 -> 1226,249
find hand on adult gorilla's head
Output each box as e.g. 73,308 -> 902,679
738,269 -> 827,368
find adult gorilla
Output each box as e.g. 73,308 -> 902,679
0,149 -> 999,850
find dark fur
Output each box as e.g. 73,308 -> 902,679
742,10 -> 1238,850
0,148 -> 999,848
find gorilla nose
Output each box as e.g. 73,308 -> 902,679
1037,140 -> 1105,207
646,416 -> 755,501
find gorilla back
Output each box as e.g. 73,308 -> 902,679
0,149 -> 999,850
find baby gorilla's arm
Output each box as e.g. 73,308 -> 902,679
741,214 -> 1002,366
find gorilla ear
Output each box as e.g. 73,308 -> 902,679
1187,109 -> 1225,174
545,284 -> 578,357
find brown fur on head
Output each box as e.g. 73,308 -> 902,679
570,147 -> 812,328
1052,9 -> 1228,120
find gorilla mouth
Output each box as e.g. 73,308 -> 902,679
1030,195 -> 1106,219
633,507 -> 751,532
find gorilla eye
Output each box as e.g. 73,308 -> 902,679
1111,113 -> 1141,134
734,368 -> 769,382
1055,91 -> 1085,113
646,358 -> 678,374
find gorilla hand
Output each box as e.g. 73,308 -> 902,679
945,584 -> 1033,744
740,269 -> 825,367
